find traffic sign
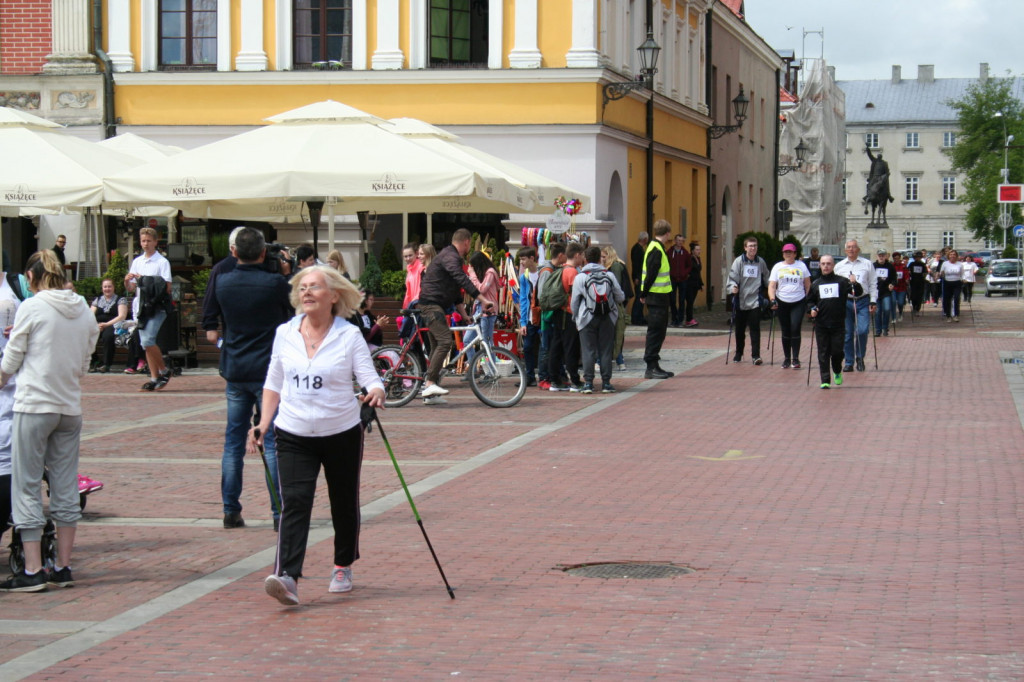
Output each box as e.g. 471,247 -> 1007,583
998,213 -> 1012,229
1014,225 -> 1024,238
998,184 -> 1023,203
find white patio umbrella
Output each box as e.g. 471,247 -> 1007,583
97,133 -> 184,162
386,117 -> 591,213
103,101 -> 538,251
0,106 -> 144,271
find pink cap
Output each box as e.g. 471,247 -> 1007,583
782,243 -> 797,252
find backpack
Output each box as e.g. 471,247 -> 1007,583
538,265 -> 568,312
584,270 -> 613,316
530,265 -> 553,323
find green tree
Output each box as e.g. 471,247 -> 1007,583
945,74 -> 1024,242
379,237 -> 402,272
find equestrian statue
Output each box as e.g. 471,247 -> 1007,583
863,147 -> 894,226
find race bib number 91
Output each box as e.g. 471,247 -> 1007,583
820,283 -> 839,299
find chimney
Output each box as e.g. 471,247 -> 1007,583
892,65 -> 901,84
918,64 -> 934,83
980,62 -> 989,83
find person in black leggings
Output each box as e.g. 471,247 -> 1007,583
768,243 -> 812,369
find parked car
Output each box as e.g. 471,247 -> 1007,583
985,259 -> 1023,296
966,250 -> 997,267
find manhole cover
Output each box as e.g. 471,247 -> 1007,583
559,562 -> 695,579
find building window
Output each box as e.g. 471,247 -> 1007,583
943,132 -> 957,147
159,0 -> 217,70
905,231 -> 917,250
905,176 -> 919,201
842,178 -> 847,202
906,132 -> 920,148
430,0 -> 488,67
864,133 -> 879,148
985,237 -> 999,249
293,0 -> 352,69
943,231 -> 955,248
942,176 -> 957,201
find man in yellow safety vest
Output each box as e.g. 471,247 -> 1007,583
639,220 -> 675,379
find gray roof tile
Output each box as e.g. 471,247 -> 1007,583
837,78 -> 1024,124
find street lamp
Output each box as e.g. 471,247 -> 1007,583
707,88 -> 750,139
777,138 -> 808,175
602,31 -> 661,106
995,111 -> 1013,247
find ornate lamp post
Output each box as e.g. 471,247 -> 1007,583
707,88 -> 750,139
777,138 -> 809,175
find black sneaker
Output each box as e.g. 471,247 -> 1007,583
732,355 -> 742,364
644,367 -> 671,379
47,566 -> 75,588
601,383 -> 617,394
154,369 -> 171,391
752,357 -> 763,366
223,512 -> 246,529
781,360 -> 791,369
0,570 -> 49,592
791,360 -> 801,370
140,380 -> 157,392
842,364 -> 854,372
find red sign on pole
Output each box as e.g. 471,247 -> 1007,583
147,218 -> 159,228
998,184 -> 1023,203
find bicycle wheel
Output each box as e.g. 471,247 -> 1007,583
371,345 -> 423,408
469,347 -> 527,408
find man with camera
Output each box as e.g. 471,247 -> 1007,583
211,228 -> 292,530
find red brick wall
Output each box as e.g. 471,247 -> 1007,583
0,0 -> 52,74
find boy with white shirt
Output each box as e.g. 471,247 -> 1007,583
124,227 -> 173,391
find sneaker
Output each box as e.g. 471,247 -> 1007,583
123,366 -> 137,375
820,383 -> 830,389
752,357 -> 763,366
898,315 -> 904,322
78,474 -> 104,494
601,383 -> 617,394
329,566 -> 353,593
265,574 -> 299,606
0,570 -> 48,592
421,384 -> 449,398
616,363 -> 626,371
47,566 -> 75,588
223,512 -> 245,528
842,365 -> 853,373
140,380 -> 157,392
538,380 -> 552,391
685,320 -> 699,327
834,373 -> 843,386
99,365 -> 110,373
781,360 -> 791,369
883,330 -> 889,336
643,367 -> 671,379
526,378 -> 537,387
732,355 -> 742,364
953,316 -> 959,323
548,382 -> 570,392
569,382 -> 585,393
579,382 -> 594,394
154,369 -> 171,391
791,360 -> 801,370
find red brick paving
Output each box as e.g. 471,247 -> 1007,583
0,296 -> 1022,679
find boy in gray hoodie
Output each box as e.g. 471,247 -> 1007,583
571,246 -> 625,393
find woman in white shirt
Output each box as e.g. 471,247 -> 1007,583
939,250 -> 964,322
961,256 -> 979,303
767,244 -> 812,369
249,266 -> 385,606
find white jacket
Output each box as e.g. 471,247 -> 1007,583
264,315 -> 384,437
1,289 -> 98,415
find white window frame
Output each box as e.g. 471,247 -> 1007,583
942,176 -> 957,202
905,132 -> 920,149
943,132 -> 957,148
905,176 -> 920,201
905,231 -> 918,250
985,237 -> 999,249
864,133 -> 879,149
942,231 -> 955,248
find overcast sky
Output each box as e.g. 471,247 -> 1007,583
743,0 -> 1023,82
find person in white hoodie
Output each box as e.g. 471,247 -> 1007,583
0,251 -> 98,592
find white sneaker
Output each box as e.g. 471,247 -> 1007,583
329,566 -> 353,593
421,384 -> 449,397
265,574 -> 299,606
616,363 -> 626,372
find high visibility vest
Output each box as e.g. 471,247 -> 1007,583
642,239 -> 672,294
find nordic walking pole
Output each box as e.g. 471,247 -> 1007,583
851,294 -> 859,367
252,428 -> 282,519
870,306 -> 879,370
768,307 -> 776,366
725,294 -> 737,365
360,389 -> 455,599
806,317 -> 816,387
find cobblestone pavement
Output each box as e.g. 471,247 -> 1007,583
0,296 -> 1022,680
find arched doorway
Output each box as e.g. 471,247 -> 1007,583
607,171 -> 624,254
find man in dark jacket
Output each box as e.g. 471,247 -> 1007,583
417,228 -> 495,398
807,255 -> 863,389
213,228 -> 292,529
667,235 -> 692,326
630,231 -> 649,324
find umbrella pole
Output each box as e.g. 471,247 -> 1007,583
328,198 -> 336,254
306,201 -> 324,258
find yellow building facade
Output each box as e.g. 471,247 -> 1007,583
100,0 -> 713,262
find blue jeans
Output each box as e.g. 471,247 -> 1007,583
223,381 -> 280,520
844,298 -> 871,362
521,322 -> 540,381
893,290 -> 907,315
874,295 -> 892,333
538,315 -> 556,382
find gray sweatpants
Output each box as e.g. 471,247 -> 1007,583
12,412 -> 82,542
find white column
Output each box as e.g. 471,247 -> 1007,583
565,0 -> 600,67
43,0 -> 97,74
409,0 -> 427,68
372,0 -> 404,69
352,0 -> 367,69
217,0 -> 232,71
487,0 -> 503,69
106,0 -> 134,72
141,0 -> 157,71
275,0 -> 292,69
508,0 -> 541,68
236,0 -> 267,70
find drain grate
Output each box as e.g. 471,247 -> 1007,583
559,562 -> 695,579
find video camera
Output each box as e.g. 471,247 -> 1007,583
264,242 -> 295,275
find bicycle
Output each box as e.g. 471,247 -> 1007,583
371,309 -> 527,408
